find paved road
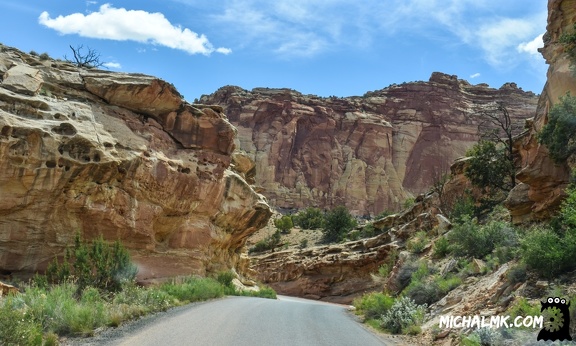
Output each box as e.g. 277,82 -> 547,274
93,295 -> 387,346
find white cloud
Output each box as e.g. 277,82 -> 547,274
203,0 -> 546,64
39,3 -> 230,55
517,34 -> 544,56
103,62 -> 121,69
470,73 -> 481,79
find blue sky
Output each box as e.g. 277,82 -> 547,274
0,1 -> 547,101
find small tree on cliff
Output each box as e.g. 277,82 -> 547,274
322,206 -> 357,243
465,102 -> 519,199
274,215 -> 294,234
538,93 -> 576,163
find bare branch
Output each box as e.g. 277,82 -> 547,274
65,45 -> 105,68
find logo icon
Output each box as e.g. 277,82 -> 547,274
537,297 -> 572,341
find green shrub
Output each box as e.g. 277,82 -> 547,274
322,206 -> 357,242
292,207 -> 325,229
381,296 -> 426,334
378,249 -> 398,278
448,217 -> 517,259
46,233 -> 137,293
465,140 -> 514,193
403,269 -> 460,306
29,50 -> 39,56
538,93 -> 576,163
353,292 -> 394,320
520,187 -> 576,278
449,192 -> 476,221
274,215 -> 293,234
160,277 -> 224,303
506,297 -> 541,328
560,23 -> 576,64
462,328 -> 502,346
375,210 -> 392,220
520,226 -> 576,278
403,197 -> 416,209
235,286 -> 277,299
433,237 -> 450,258
249,230 -> 282,253
39,52 -> 51,61
299,238 -> 308,249
407,231 -> 428,254
506,264 -> 527,284
0,295 -> 43,345
216,271 -> 235,288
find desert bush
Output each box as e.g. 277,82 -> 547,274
292,207 -> 325,229
538,93 -> 576,163
520,226 -> 576,278
403,197 -> 416,209
375,210 -> 392,220
506,264 -> 527,284
448,216 -> 517,259
235,286 -> 277,299
560,23 -> 576,64
29,50 -> 39,56
403,271 -> 460,306
0,295 -> 43,345
448,191 -> 476,221
216,271 -> 235,288
160,277 -> 224,304
395,261 -> 421,292
299,238 -> 308,249
353,292 -> 394,320
39,52 -> 51,60
381,296 -> 426,334
378,249 -> 398,278
46,233 -> 137,293
322,206 -> 357,242
249,230 -> 282,253
433,236 -> 450,258
274,215 -> 293,234
407,231 -> 428,254
461,327 -> 502,346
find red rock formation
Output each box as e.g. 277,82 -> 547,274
506,0 -> 576,222
0,45 -> 271,281
200,75 -> 538,216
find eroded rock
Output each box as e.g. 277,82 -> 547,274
0,46 -> 271,281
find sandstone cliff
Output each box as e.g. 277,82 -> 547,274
0,45 -> 271,281
506,0 -> 576,223
199,76 -> 538,216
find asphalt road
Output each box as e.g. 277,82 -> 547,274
80,295 -> 388,346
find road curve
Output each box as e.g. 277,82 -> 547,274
89,295 -> 388,346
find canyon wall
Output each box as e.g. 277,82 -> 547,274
200,75 -> 538,216
0,45 -> 271,281
506,0 -> 576,222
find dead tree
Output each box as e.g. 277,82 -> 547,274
65,45 -> 104,68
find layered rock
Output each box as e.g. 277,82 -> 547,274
200,76 -> 538,216
250,193 -> 447,304
506,0 -> 576,222
250,232 -> 397,304
0,45 -> 271,280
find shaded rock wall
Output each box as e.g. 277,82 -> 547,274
506,0 -> 576,222
200,75 -> 538,216
0,45 -> 271,280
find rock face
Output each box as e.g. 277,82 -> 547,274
0,45 -> 271,280
200,75 -> 538,216
250,193 -> 446,304
506,0 -> 576,223
251,232 -> 397,304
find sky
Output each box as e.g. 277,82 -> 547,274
0,1 -> 548,101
